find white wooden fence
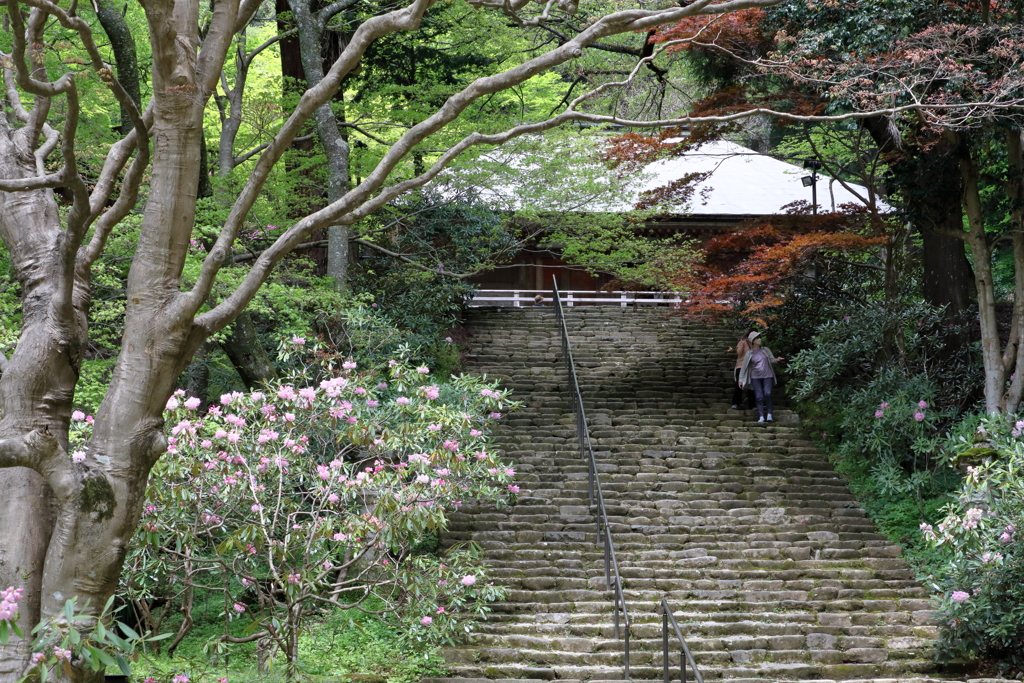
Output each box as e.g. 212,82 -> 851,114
468,289 -> 684,307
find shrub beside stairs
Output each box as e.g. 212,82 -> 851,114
429,306 -> 956,683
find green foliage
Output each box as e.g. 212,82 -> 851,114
0,595 -> 169,682
924,416 -> 1024,673
776,291 -> 978,573
134,599 -> 448,683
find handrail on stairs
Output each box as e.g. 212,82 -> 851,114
661,598 -> 705,683
551,278 -> 632,679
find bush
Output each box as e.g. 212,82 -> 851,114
925,416 -> 1024,673
781,300 -> 970,572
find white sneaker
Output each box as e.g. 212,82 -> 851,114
757,416 -> 765,423
766,414 -> 773,422
730,404 -> 738,410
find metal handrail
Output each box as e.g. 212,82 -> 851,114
661,598 -> 704,683
551,279 -> 632,679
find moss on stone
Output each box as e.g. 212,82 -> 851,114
81,475 -> 117,522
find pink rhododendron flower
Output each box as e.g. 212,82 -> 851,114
421,616 -> 433,625
71,410 -> 85,421
490,412 -> 501,419
343,361 -> 357,370
461,575 -> 476,586
173,675 -> 190,683
416,366 -> 430,374
913,412 -> 925,422
287,574 -> 301,585
509,485 -> 520,493
428,424 -> 441,431
918,400 -> 928,409
31,653 -> 45,665
278,386 -> 297,401
233,602 -> 246,613
184,397 -> 201,410
53,647 -> 72,662
470,429 -> 482,437
166,397 -> 179,411
200,440 -> 213,449
874,410 -> 884,418
328,494 -> 339,503
71,451 -> 86,463
396,397 -> 410,405
424,385 -> 440,400
291,336 -> 305,345
354,387 -> 367,395
951,591 -> 970,603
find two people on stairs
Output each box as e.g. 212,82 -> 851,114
732,329 -> 784,423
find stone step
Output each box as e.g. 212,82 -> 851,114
438,308 -> 946,683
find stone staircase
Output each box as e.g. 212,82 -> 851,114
433,307 -> 949,683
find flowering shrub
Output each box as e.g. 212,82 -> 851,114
113,356 -> 516,680
924,416 -> 1024,672
0,593 -> 165,681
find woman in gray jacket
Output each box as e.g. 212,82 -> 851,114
738,331 -> 783,423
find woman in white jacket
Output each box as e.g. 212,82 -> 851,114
739,331 -> 783,423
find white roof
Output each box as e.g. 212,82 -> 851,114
625,139 -> 880,215
440,136 -> 883,216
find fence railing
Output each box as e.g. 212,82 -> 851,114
471,289 -> 683,308
661,598 -> 704,683
551,278 -> 632,679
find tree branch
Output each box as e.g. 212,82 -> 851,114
352,238 -> 482,278
232,134 -> 313,167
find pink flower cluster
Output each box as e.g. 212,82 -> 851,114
951,590 -> 970,603
0,586 -> 23,621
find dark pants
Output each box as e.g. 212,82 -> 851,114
751,377 -> 774,417
733,369 -> 754,408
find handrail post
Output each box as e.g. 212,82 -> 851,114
613,584 -> 620,639
624,623 -> 630,681
663,610 -> 669,683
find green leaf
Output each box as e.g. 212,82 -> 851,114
0,619 -> 8,645
115,653 -> 132,676
63,600 -> 74,623
146,632 -> 173,641
95,647 -> 117,667
117,621 -> 141,641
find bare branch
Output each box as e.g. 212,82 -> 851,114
317,0 -> 359,28
242,29 -> 295,68
353,238 -> 481,278
87,103 -> 153,218
232,134 -> 313,166
80,141 -> 150,268
0,171 -> 65,191
234,0 -> 266,33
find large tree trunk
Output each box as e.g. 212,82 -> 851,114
957,136 -> 1004,413
861,117 -> 975,319
290,0 -> 352,288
